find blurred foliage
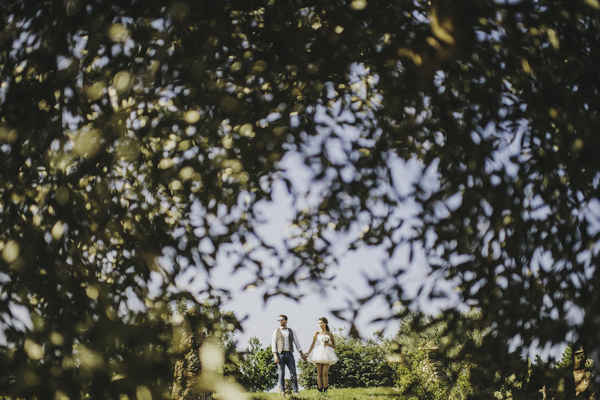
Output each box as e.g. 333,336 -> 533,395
1,0 -> 600,397
235,337 -> 277,392
0,345 -> 16,396
171,299 -> 243,398
489,349 -> 579,400
298,329 -> 395,389
389,312 -> 477,400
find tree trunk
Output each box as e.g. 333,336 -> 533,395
171,319 -> 212,400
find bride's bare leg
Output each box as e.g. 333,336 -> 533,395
322,364 -> 330,388
316,363 -> 324,388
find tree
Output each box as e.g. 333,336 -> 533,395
236,337 -> 277,392
171,299 -> 242,399
1,0 -> 600,397
555,344 -> 574,370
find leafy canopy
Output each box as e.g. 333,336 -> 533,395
1,0 -> 600,396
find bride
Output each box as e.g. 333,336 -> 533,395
306,317 -> 338,394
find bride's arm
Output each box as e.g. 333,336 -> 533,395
307,332 -> 318,354
328,333 -> 336,349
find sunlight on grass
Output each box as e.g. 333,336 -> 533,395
250,387 -> 403,399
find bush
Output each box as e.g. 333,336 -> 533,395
298,331 -> 395,389
236,337 -> 277,392
390,313 -> 476,400
393,343 -> 457,400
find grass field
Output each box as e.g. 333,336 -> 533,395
249,387 -> 403,399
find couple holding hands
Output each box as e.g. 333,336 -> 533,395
271,315 -> 338,395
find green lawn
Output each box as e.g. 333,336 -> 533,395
249,387 -> 404,399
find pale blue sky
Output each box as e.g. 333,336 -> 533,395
216,243 -> 400,351
210,155 -> 450,351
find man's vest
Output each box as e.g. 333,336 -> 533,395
275,328 -> 294,353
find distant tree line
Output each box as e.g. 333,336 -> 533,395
235,312 -> 596,400
0,308 -> 595,399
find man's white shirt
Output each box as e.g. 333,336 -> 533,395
272,327 -> 303,353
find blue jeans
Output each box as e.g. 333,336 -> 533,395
276,351 -> 298,392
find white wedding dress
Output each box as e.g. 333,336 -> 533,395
307,334 -> 338,365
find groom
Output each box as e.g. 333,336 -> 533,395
271,315 -> 306,395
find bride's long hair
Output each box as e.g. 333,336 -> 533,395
319,317 -> 330,332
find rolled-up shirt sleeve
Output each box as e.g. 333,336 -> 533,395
271,330 -> 278,353
292,329 -> 303,353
